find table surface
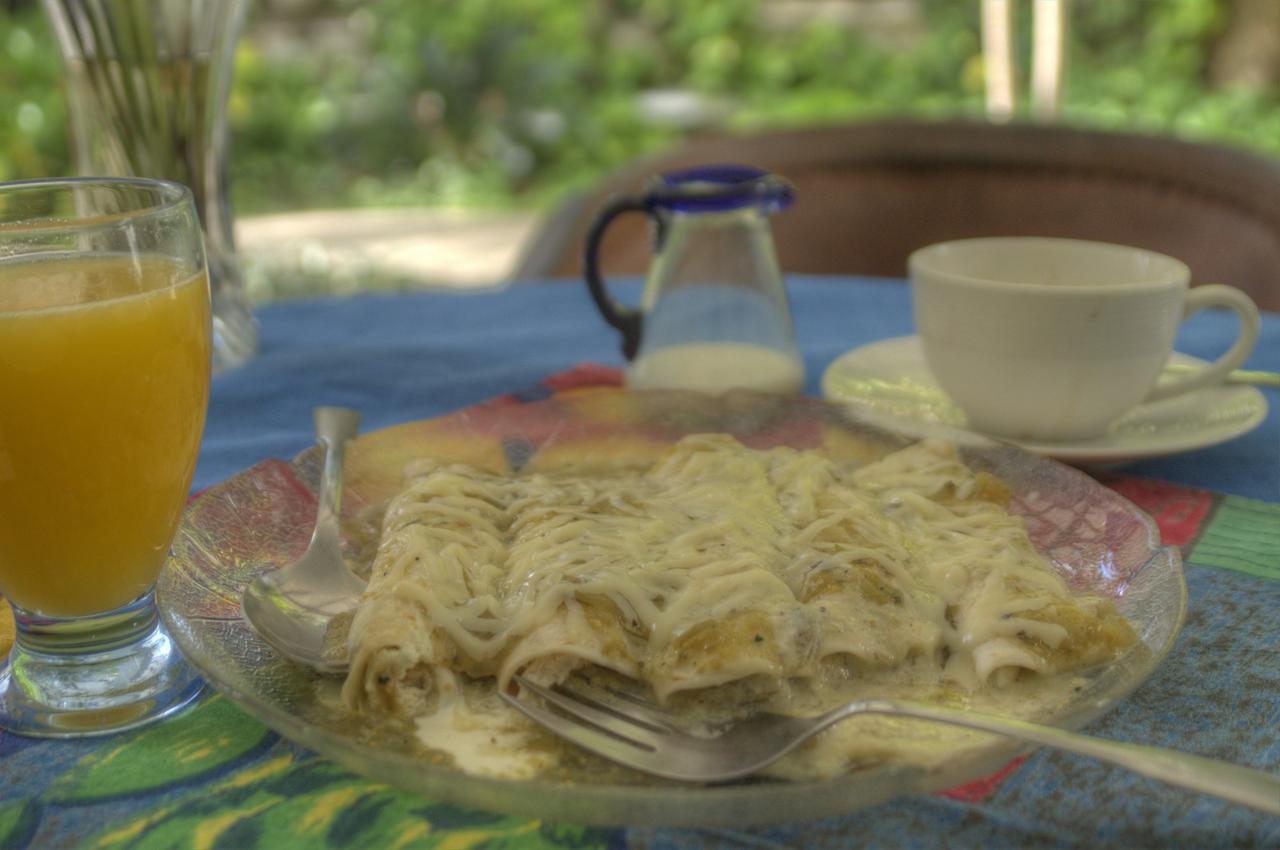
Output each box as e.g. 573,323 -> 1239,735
196,275 -> 1280,501
2,275 -> 1278,850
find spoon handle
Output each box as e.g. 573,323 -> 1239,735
312,406 -> 362,546
1164,363 -> 1280,388
1224,368 -> 1280,388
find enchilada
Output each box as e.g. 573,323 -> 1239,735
343,433 -> 1137,759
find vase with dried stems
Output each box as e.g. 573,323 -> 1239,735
41,0 -> 258,372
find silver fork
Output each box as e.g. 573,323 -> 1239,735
504,675 -> 1280,814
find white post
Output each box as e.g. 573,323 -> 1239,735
982,0 -> 1017,123
1032,0 -> 1069,122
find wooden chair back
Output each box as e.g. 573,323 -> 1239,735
514,120 -> 1280,311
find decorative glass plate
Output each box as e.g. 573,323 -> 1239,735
158,390 -> 1186,828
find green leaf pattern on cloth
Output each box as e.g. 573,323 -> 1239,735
45,696 -> 273,804
0,689 -> 613,849
1189,496 -> 1280,581
87,750 -> 610,850
0,799 -> 39,849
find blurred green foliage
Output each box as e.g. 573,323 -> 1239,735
2,0 -> 1277,213
0,6 -> 68,183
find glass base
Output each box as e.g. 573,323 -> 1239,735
0,592 -> 203,738
210,284 -> 259,373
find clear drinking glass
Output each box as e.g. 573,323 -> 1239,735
0,177 -> 209,736
41,0 -> 258,373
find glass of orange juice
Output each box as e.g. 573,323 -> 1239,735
0,177 -> 210,736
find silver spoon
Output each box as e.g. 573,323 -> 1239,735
241,406 -> 366,673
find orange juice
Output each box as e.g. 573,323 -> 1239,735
0,255 -> 210,617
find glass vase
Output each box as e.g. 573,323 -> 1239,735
42,0 -> 259,372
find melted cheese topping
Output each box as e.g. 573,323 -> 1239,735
342,435 -> 1135,776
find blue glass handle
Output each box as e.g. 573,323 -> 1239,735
583,195 -> 653,361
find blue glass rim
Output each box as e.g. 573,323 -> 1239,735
648,164 -> 794,213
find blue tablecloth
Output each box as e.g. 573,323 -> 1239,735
5,276 -> 1277,850
198,275 -> 1280,499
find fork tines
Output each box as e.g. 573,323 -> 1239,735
509,675 -> 676,751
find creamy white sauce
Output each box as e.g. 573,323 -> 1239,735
345,435 -> 1133,780
415,694 -> 555,779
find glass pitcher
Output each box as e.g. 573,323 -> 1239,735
584,165 -> 805,395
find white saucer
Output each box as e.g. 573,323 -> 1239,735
820,336 -> 1269,465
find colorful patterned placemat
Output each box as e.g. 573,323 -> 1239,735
1,368 -> 1276,850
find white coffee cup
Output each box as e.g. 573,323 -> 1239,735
910,237 -> 1260,442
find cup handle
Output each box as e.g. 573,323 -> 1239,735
1145,285 -> 1260,402
583,195 -> 656,361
